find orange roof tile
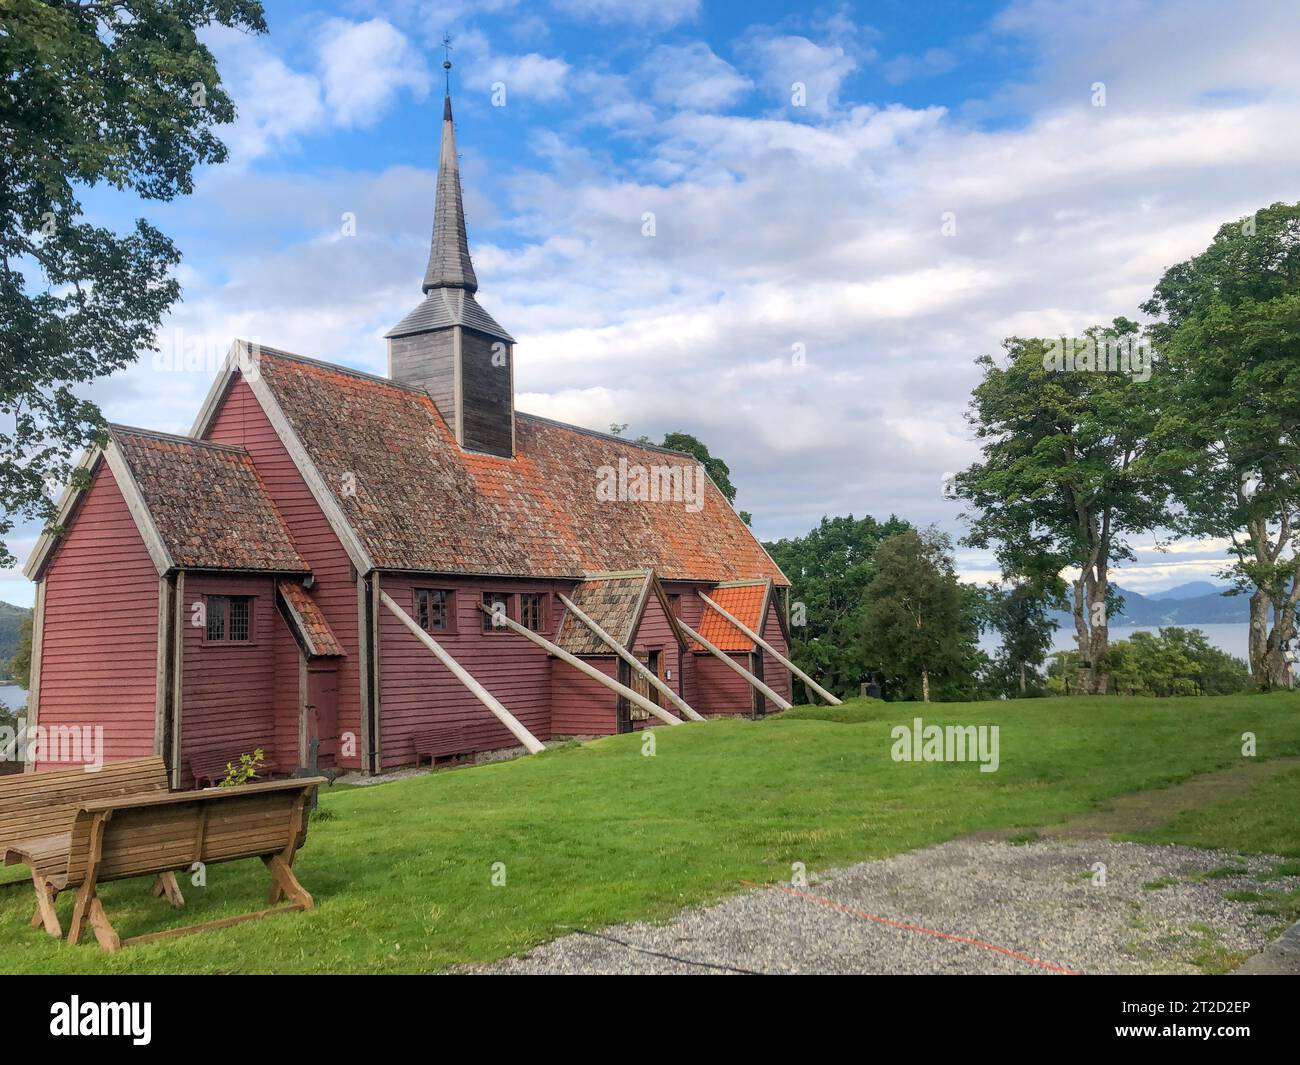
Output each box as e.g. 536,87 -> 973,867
277,580 -> 344,657
694,582 -> 768,652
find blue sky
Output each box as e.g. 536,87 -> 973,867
7,0 -> 1300,606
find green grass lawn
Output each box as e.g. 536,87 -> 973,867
2,691 -> 1298,974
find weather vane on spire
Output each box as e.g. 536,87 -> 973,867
442,33 -> 453,95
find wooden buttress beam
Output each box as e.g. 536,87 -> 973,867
477,605 -> 682,727
380,591 -> 545,755
558,593 -> 705,722
675,618 -> 793,711
698,592 -> 841,706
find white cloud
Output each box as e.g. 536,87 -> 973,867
12,1 -> 1300,594
641,43 -> 751,111
473,51 -> 571,102
551,0 -> 699,29
742,32 -> 859,115
316,18 -> 431,128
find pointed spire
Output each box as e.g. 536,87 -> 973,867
422,59 -> 478,295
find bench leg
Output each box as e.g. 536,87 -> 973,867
263,854 -> 313,910
87,896 -> 120,952
29,874 -> 61,938
151,871 -> 185,908
67,880 -> 95,946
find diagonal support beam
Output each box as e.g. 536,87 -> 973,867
699,592 -> 841,706
477,605 -> 682,727
381,591 -> 545,754
558,593 -> 705,722
676,618 -> 792,712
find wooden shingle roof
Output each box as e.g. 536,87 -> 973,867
553,573 -> 652,655
251,349 -> 789,585
110,427 -> 308,574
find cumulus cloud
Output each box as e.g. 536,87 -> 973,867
316,18 -> 431,127
13,1 -> 1300,593
741,32 -> 859,115
641,43 -> 752,111
551,0 -> 700,29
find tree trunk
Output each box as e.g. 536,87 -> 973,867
921,669 -> 930,703
1081,569 -> 1112,696
1018,661 -> 1027,695
1249,589 -> 1293,690
1072,577 -> 1090,693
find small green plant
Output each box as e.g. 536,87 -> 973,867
1142,877 -> 1178,891
219,748 -> 266,788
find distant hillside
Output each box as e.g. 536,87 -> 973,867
1049,584 -> 1246,628
1147,581 -> 1228,602
0,602 -> 31,679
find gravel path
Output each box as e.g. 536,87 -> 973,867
464,840 -> 1297,975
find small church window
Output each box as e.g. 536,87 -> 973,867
482,592 -> 511,631
520,593 -> 546,633
206,595 -> 252,642
416,588 -> 451,632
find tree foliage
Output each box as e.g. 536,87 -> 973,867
764,513 -> 912,698
660,431 -> 738,504
1142,202 -> 1300,689
955,321 -> 1168,694
7,613 -> 31,689
1047,628 -> 1248,697
858,528 -> 985,702
0,0 -> 267,565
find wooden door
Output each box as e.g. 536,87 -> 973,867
306,661 -> 340,768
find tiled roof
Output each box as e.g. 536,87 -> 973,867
553,573 -> 652,655
277,580 -> 344,657
110,427 -> 308,573
253,349 -> 789,585
694,581 -> 768,652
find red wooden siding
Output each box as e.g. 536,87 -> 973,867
179,575 -> 287,785
273,606 -> 303,769
35,462 -> 160,768
551,655 -> 617,735
375,575 -> 560,767
203,375 -> 361,769
760,598 -> 793,712
628,587 -> 686,715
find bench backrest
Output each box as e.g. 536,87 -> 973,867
0,757 -> 169,855
64,777 -> 325,888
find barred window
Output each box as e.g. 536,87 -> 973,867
416,589 -> 451,632
483,592 -> 511,632
520,593 -> 546,632
206,596 -> 252,642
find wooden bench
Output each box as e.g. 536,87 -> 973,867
0,757 -> 177,936
4,776 -> 326,951
186,748 -> 280,789
413,725 -> 475,767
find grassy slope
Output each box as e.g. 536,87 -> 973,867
2,692 -> 1298,974
1129,763 -> 1300,857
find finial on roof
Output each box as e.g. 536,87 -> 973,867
422,32 -> 477,295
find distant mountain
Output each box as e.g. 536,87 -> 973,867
0,601 -> 31,680
1147,581 -> 1230,601
1048,584 -> 1247,628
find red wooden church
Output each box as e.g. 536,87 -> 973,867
22,89 -> 798,784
